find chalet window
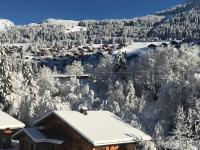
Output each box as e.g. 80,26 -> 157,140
96,147 -> 106,150
126,144 -> 136,150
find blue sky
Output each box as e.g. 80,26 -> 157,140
0,0 -> 184,25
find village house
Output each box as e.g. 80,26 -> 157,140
0,110 -> 25,149
13,109 -> 151,150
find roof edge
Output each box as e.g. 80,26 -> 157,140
0,124 -> 25,130
13,128 -> 64,144
33,111 -> 55,126
93,138 -> 152,147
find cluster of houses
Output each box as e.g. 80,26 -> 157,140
0,108 -> 152,150
32,43 -> 129,59
37,45 -> 101,58
0,45 -> 24,56
2,40 -> 200,63
34,41 -> 185,61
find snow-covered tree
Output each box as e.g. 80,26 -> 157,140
0,50 -> 13,111
173,105 -> 187,139
65,61 -> 84,75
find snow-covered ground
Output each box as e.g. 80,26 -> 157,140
0,19 -> 14,31
158,138 -> 200,150
113,42 -> 170,55
1,43 -> 32,47
21,19 -> 87,33
42,19 -> 87,33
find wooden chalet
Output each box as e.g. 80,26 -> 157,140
13,110 -> 151,150
0,110 -> 25,149
147,44 -> 157,49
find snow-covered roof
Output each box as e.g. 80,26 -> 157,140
34,111 -> 151,146
0,111 -> 25,130
13,128 -> 64,144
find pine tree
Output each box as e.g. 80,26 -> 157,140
173,105 -> 187,139
0,50 -> 13,111
113,52 -> 127,72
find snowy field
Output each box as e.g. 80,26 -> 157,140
113,41 -> 170,55
41,19 -> 87,33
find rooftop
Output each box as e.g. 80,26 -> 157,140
34,111 -> 151,146
0,110 -> 25,130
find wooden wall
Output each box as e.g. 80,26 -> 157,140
93,143 -> 136,150
19,135 -> 55,150
38,114 -> 93,150
32,114 -> 138,150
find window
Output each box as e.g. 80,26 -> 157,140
95,147 -> 107,150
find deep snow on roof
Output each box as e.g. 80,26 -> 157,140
0,111 -> 25,130
35,111 -> 151,146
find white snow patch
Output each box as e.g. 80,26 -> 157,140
0,19 -> 14,31
44,19 -> 80,26
43,19 -> 87,33
114,42 -> 170,55
194,73 -> 200,80
27,23 -> 40,27
1,43 -> 32,47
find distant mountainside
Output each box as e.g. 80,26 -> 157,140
0,0 -> 199,49
156,0 -> 200,16
148,0 -> 200,40
0,19 -> 14,31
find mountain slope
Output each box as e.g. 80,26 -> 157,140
0,0 -> 199,49
147,0 -> 200,40
0,19 -> 14,31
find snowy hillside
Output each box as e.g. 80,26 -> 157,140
156,0 -> 200,16
113,42 -> 169,55
148,0 -> 200,40
42,19 -> 87,33
0,19 -> 14,31
0,0 -> 200,149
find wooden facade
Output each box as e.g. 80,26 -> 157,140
92,144 -> 136,150
18,136 -> 56,150
16,113 -> 137,150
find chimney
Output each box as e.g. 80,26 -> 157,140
79,106 -> 88,115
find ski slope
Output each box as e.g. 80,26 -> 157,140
43,19 -> 87,33
114,42 -> 169,55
